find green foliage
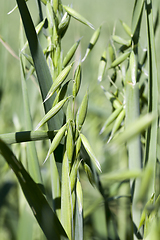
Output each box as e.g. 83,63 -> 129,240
0,0 -> 160,239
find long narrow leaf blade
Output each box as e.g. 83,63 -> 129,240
144,0 -> 158,196
16,0 -> 60,130
0,139 -> 68,240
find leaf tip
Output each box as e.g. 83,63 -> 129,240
43,92 -> 52,103
34,124 -> 40,131
43,153 -> 50,165
89,24 -> 95,30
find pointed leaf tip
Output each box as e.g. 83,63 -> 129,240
35,98 -> 69,131
80,133 -> 101,172
63,5 -> 94,30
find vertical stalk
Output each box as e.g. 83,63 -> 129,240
125,82 -> 142,239
117,147 -> 133,240
144,0 -> 158,198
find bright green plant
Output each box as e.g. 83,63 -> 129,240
97,0 -> 159,239
0,0 -> 159,240
0,1 -> 101,239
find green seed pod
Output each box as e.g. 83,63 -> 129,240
66,121 -> 74,163
44,62 -> 74,102
53,0 -> 59,13
61,151 -> 72,240
76,91 -> 88,130
35,97 -> 69,130
120,20 -> 132,37
72,63 -> 82,97
53,43 -> 61,69
44,124 -> 67,163
76,178 -> 83,214
80,133 -> 101,172
58,12 -> 69,29
129,51 -> 137,85
110,50 -> 131,68
36,18 -> 47,34
63,38 -> 81,67
101,86 -> 122,109
108,109 -> 125,143
66,100 -> 74,122
75,136 -> 81,158
62,5 -> 94,30
108,43 -> 116,63
72,191 -> 76,216
52,13 -> 59,45
82,26 -> 101,62
52,81 -> 69,107
100,106 -> 123,134
46,36 -> 54,53
112,35 -> 131,47
59,51 -> 63,73
46,2 -> 54,35
58,12 -> 71,38
70,160 -> 79,192
97,49 -> 107,82
48,55 -> 54,79
83,162 -> 95,186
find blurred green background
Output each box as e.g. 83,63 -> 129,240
0,1 -> 160,239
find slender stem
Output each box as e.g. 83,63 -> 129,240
144,0 -> 158,198
0,130 -> 55,145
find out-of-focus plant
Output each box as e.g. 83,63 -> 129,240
0,0 -> 159,240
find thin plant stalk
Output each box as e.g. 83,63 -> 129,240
144,0 -> 158,199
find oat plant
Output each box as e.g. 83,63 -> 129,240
97,0 -> 159,239
0,0 -> 101,240
0,0 -> 160,240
